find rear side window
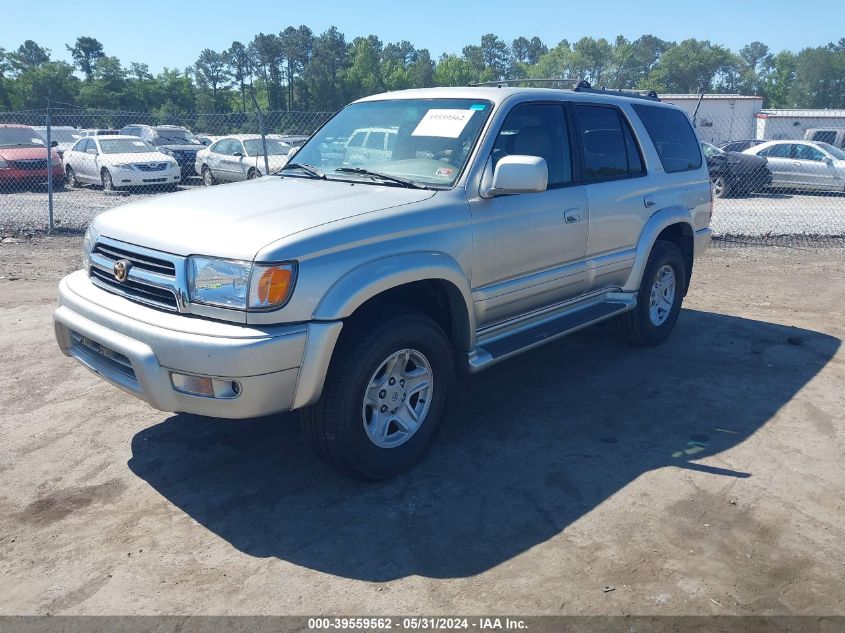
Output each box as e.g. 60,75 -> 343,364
575,105 -> 644,181
632,104 -> 702,173
811,131 -> 837,144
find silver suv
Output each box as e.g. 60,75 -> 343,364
54,85 -> 712,480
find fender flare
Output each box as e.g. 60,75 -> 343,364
622,206 -> 695,293
313,251 -> 476,349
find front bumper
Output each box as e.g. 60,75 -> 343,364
54,271 -> 341,418
694,227 -> 712,257
110,166 -> 181,188
0,165 -> 64,184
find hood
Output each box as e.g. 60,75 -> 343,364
107,151 -> 173,164
0,146 -> 58,161
93,175 -> 436,260
156,144 -> 201,153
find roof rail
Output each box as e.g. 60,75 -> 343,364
469,78 -> 660,101
573,80 -> 660,102
471,78 -> 579,88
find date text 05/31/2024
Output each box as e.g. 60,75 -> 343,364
307,617 -> 528,630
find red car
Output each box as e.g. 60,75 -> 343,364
0,124 -> 64,189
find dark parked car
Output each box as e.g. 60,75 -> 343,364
119,124 -> 203,178
719,139 -> 766,153
701,141 -> 772,198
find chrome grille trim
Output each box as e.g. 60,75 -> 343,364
88,236 -> 190,313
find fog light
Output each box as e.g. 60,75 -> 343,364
170,373 -> 242,399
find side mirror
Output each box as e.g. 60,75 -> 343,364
233,151 -> 244,158
487,155 -> 548,196
823,156 -> 833,165
51,140 -> 58,147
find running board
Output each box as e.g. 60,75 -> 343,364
468,300 -> 633,372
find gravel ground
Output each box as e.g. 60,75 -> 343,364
2,181 -> 845,237
0,237 -> 844,616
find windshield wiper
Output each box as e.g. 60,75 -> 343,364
280,162 -> 326,179
334,167 -> 426,189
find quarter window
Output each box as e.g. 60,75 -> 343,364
365,131 -> 386,150
492,103 -> 572,186
794,144 -> 825,161
576,105 -> 645,181
760,144 -> 792,158
632,104 -> 702,173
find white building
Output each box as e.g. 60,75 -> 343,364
658,94 -> 764,144
755,110 -> 845,141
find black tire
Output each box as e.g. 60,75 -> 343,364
613,240 -> 686,346
101,168 -> 114,191
66,166 -> 79,188
201,165 -> 215,187
247,168 -> 260,180
302,307 -> 454,480
710,174 -> 730,198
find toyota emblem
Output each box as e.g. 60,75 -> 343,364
113,259 -> 131,282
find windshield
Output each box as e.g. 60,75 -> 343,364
0,127 -> 46,148
244,138 -> 290,156
288,98 -> 493,187
99,139 -> 157,154
153,129 -> 199,145
35,128 -> 80,144
700,141 -> 723,158
817,142 -> 845,161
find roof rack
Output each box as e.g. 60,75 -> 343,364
470,78 -> 660,101
573,79 -> 660,102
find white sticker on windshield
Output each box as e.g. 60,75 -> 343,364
412,109 -> 475,138
132,141 -> 145,146
32,138 -> 45,144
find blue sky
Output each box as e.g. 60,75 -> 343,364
5,0 -> 845,73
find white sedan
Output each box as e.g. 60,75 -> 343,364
195,135 -> 294,186
63,135 -> 181,192
744,140 -> 845,192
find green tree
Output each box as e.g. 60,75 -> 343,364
78,56 -> 128,108
759,50 -> 797,108
8,40 -> 50,73
10,61 -> 78,109
346,36 -> 383,99
789,41 -> 845,108
433,54 -> 477,86
227,42 -> 251,112
194,48 -> 232,111
308,26 -> 348,110
648,39 -> 736,93
67,36 -> 105,80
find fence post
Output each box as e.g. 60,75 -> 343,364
249,87 -> 271,176
46,97 -> 54,233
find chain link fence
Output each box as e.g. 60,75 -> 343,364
1,108 -> 844,244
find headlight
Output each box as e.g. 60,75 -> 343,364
187,257 -> 296,311
161,148 -> 174,156
82,225 -> 98,272
0,158 -> 8,169
113,163 -> 135,169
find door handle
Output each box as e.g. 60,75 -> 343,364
644,195 -> 656,208
564,208 -> 582,223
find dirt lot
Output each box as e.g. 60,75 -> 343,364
0,237 -> 843,616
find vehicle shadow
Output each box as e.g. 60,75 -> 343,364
128,309 -> 840,580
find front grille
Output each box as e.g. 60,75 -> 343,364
11,159 -> 48,171
93,242 -> 176,276
69,330 -> 137,382
89,238 -> 183,312
135,162 -> 168,172
90,267 -> 179,311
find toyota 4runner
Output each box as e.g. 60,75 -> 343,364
54,85 -> 712,480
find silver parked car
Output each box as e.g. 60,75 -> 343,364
744,140 -> 845,191
195,135 -> 294,185
54,85 -> 712,479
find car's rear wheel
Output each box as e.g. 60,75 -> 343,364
101,168 -> 114,192
202,165 -> 215,187
711,174 -> 730,198
302,307 -> 454,480
66,166 -> 78,188
247,168 -> 260,180
613,240 -> 686,346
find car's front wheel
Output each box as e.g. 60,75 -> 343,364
201,165 -> 215,187
711,174 -> 730,198
302,308 -> 454,480
101,168 -> 114,192
66,166 -> 79,188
